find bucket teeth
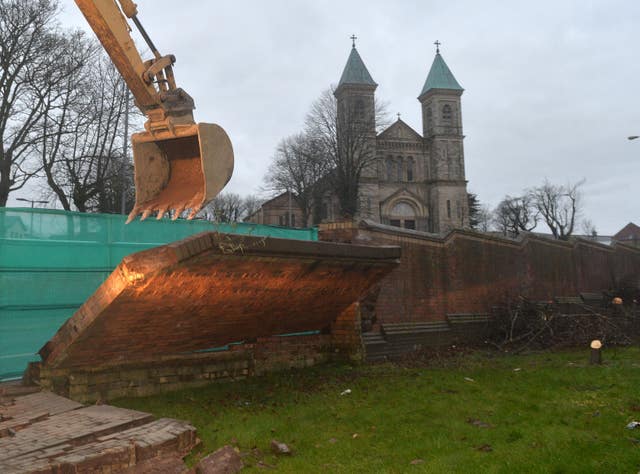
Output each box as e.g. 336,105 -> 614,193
127,201 -> 208,224
156,207 -> 168,220
126,195 -> 208,223
185,197 -> 203,220
126,206 -> 141,224
187,207 -> 201,220
172,204 -> 186,221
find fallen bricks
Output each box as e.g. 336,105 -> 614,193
0,389 -> 196,473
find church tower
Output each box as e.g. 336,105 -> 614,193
333,38 -> 379,220
418,43 -> 468,232
334,37 -> 377,134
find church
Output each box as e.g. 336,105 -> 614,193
249,41 -> 469,233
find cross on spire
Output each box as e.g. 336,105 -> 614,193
397,112 -> 402,121
434,40 -> 441,54
350,34 -> 358,48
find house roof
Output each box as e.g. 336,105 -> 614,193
243,191 -> 300,223
419,52 -> 463,96
338,46 -> 377,87
613,222 -> 640,241
253,191 -> 298,211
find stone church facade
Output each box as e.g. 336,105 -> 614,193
248,43 -> 469,233
331,43 -> 469,233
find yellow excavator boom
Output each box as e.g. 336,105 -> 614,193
75,0 -> 234,222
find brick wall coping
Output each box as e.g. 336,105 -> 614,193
350,220 -> 640,254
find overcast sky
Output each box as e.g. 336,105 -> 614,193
17,0 -> 639,234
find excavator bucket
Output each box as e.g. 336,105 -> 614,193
127,123 -> 234,222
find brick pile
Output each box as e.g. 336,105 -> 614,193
0,391 -> 196,473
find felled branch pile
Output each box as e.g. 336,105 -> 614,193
489,297 -> 640,353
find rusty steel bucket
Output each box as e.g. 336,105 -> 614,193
127,123 -> 234,223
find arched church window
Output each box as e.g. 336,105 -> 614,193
442,104 -> 453,125
397,157 -> 403,182
407,157 -> 414,182
391,202 -> 415,217
389,201 -> 417,230
426,108 -> 433,131
386,157 -> 394,181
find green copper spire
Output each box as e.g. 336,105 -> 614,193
338,42 -> 377,87
420,50 -> 463,96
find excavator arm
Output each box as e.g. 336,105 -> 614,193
75,0 -> 234,221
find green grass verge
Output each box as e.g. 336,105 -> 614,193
114,347 -> 640,473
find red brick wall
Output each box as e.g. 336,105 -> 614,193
330,303 -> 364,360
319,222 -> 640,325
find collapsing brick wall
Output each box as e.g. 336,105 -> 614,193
319,221 -> 640,327
31,232 -> 399,401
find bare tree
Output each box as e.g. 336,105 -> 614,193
475,204 -> 493,233
202,192 -> 245,223
241,194 -> 262,221
265,132 -> 328,227
305,87 -> 389,218
0,0 -> 63,206
494,195 -> 538,237
35,30 -> 95,211
529,179 -> 583,241
37,48 -> 137,213
581,219 -> 597,239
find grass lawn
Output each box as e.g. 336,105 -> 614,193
114,347 -> 640,473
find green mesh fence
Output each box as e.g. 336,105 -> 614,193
0,208 -> 318,381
